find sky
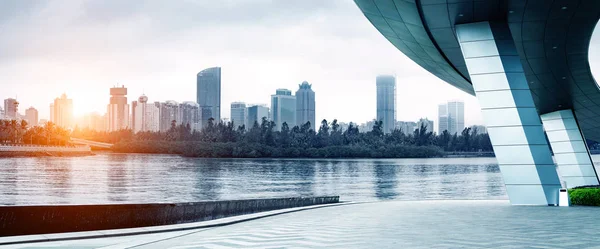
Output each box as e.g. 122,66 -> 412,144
1,0 -> 599,130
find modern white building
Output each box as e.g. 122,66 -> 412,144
133,95 -> 160,133
107,86 -> 129,131
53,93 -> 74,129
438,100 -> 464,134
3,98 -> 18,120
295,81 -> 315,130
179,101 -> 200,131
271,89 -> 296,130
230,102 -> 247,129
416,118 -> 434,133
25,107 -> 38,127
376,75 -> 396,133
246,104 -> 269,128
158,101 -> 179,132
396,121 -> 417,136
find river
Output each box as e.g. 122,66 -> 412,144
2,153 -> 591,205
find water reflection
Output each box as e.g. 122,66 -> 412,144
373,162 -> 399,200
0,154 -> 513,205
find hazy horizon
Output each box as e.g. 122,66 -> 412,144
2,0 -> 600,128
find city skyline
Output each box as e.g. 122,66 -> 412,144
1,1 -> 599,127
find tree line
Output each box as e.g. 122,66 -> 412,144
74,118 -> 494,158
0,120 -> 71,146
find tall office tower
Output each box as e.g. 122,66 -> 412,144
271,89 -> 296,131
0,106 -> 3,119
246,104 -> 270,128
438,104 -> 449,133
25,107 -> 38,127
470,125 -> 487,134
230,102 -> 246,129
197,67 -> 221,128
133,95 -> 160,133
295,81 -> 315,129
447,100 -> 465,134
131,100 -> 138,131
3,98 -> 19,119
438,101 -> 465,134
159,101 -> 179,132
376,75 -> 396,133
179,101 -> 200,131
53,93 -> 74,129
107,86 -> 130,131
416,118 -> 435,133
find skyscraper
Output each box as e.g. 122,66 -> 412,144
107,86 -> 129,131
271,89 -> 296,131
25,107 -> 38,127
3,98 -> 19,120
295,81 -> 315,129
230,102 -> 246,129
133,95 -> 160,133
246,104 -> 269,128
197,67 -> 221,128
376,75 -> 396,133
438,104 -> 449,134
53,93 -> 73,129
179,101 -> 200,131
438,100 -> 465,134
158,101 -> 179,132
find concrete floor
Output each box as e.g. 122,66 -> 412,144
5,200 -> 600,248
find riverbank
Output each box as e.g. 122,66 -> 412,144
0,145 -> 93,157
0,151 -> 94,157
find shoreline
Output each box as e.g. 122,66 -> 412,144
0,151 -> 94,158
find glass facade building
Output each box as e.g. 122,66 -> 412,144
246,105 -> 269,128
295,81 -> 315,129
230,102 -> 246,129
271,89 -> 296,131
197,67 -> 221,128
376,75 -> 396,134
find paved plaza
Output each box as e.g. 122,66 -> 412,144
5,200 -> 600,248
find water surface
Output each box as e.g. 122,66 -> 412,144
0,153 -> 545,205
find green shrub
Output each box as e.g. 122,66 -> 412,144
569,188 -> 600,206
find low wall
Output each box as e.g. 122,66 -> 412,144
0,145 -> 91,152
0,196 -> 339,237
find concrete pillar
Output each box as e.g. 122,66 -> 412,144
456,22 -> 561,205
541,110 -> 600,188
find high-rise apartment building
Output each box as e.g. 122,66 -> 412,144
438,100 -> 465,134
246,105 -> 269,128
107,86 -> 129,131
295,81 -> 315,129
197,67 -> 221,128
179,101 -> 200,131
25,107 -> 38,127
230,102 -> 246,129
3,98 -> 19,120
158,101 -> 179,132
76,113 -> 106,131
271,89 -> 296,131
396,121 -> 417,136
133,95 -> 160,133
52,93 -> 73,129
416,118 -> 434,133
376,75 -> 396,133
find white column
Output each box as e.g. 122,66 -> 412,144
541,110 -> 600,188
456,22 -> 561,205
